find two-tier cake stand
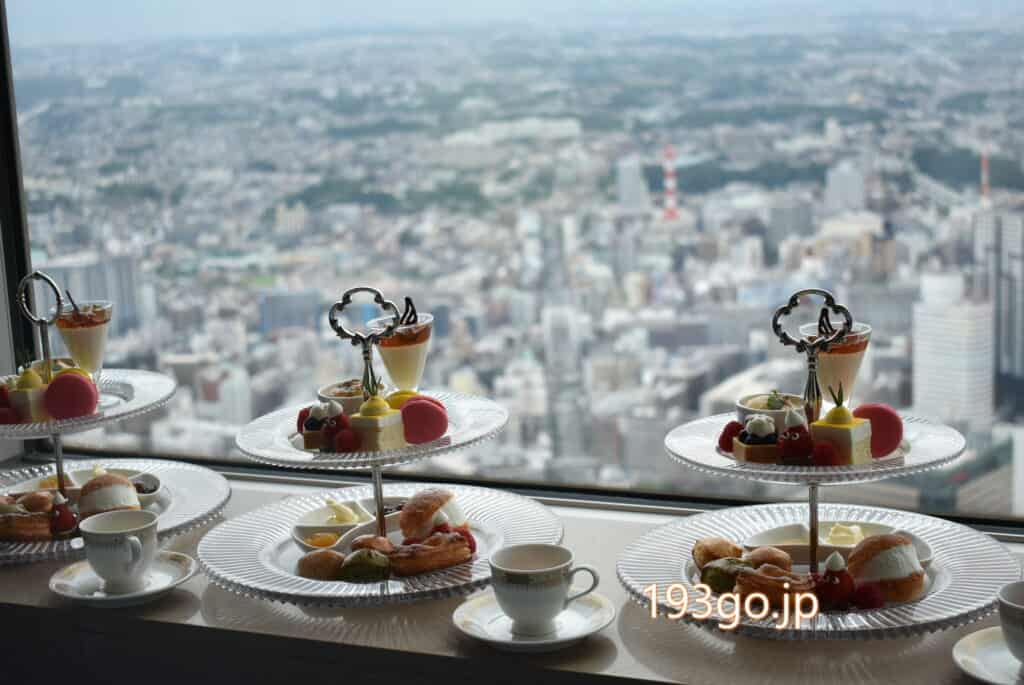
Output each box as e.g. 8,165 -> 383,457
200,286 -> 562,607
617,289 -> 1021,639
0,270 -> 231,565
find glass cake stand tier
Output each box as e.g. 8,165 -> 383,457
665,413 -> 965,486
0,458 -> 231,565
198,482 -> 563,607
617,502 -> 1020,640
234,391 -> 508,470
0,369 -> 177,439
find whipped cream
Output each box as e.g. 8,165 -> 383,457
855,544 -> 922,581
783,408 -> 806,430
824,551 -> 846,572
325,401 -> 344,417
745,414 -> 776,438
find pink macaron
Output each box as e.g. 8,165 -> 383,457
43,373 -> 99,420
852,403 -> 903,459
401,398 -> 448,444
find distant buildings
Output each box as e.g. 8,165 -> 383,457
616,156 -> 652,214
824,160 -> 866,216
259,290 -> 321,336
37,251 -> 142,337
912,273 -> 994,430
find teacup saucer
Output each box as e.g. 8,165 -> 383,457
953,626 -> 1024,685
49,551 -> 197,608
453,589 -> 615,653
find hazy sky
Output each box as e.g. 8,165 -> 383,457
7,1 -> 1021,46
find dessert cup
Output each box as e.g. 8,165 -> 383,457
369,313 -> 433,391
55,300 -> 116,408
799,321 -> 871,402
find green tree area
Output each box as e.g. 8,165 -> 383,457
643,158 -> 826,194
913,146 -> 1024,191
284,177 -> 491,215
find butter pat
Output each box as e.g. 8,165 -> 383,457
825,523 -> 864,546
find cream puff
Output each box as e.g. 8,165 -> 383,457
846,534 -> 926,603
78,473 -> 141,519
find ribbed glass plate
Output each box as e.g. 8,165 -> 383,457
235,391 -> 508,470
617,503 -> 1019,640
665,413 -> 965,485
0,458 -> 231,565
199,482 -> 563,607
0,369 -> 176,438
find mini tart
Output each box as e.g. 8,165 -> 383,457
78,473 -> 141,519
733,437 -> 779,463
0,511 -> 52,541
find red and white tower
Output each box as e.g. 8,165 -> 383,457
661,144 -> 679,222
981,150 -> 990,199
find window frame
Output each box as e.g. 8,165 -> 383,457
0,4 -> 1022,537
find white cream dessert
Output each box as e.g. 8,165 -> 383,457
55,302 -> 112,377
78,473 -> 141,519
825,523 -> 865,546
851,544 -> 922,581
374,314 -> 433,391
847,534 -> 927,603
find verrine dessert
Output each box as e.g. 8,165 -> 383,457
369,312 -> 433,391
55,301 -> 112,379
799,321 -> 871,402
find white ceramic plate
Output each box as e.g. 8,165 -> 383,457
617,502 -> 1021,639
7,466 -> 163,508
953,626 -> 1024,685
235,391 -> 508,470
199,482 -> 563,607
0,458 -> 231,565
50,551 -> 197,608
454,589 -> 616,653
665,413 -> 964,485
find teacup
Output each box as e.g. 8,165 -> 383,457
79,509 -> 158,594
999,581 -> 1024,662
489,543 -> 599,636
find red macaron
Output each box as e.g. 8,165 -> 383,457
852,403 -> 904,459
43,373 -> 98,420
401,398 -> 448,444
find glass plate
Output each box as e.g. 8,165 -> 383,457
0,458 -> 231,565
0,369 -> 176,438
665,413 -> 965,485
616,502 -> 1020,640
235,391 -> 508,470
198,482 -> 562,607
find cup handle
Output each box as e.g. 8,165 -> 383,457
565,565 -> 599,606
123,535 -> 143,573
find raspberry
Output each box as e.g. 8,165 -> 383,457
0,385 -> 9,409
297,406 -> 312,433
718,421 -> 744,453
0,408 -> 19,424
851,582 -> 885,609
812,441 -> 842,466
334,428 -> 362,453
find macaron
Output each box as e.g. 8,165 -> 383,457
400,398 -> 448,444
852,403 -> 903,459
43,373 -> 99,420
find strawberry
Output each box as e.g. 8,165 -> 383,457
778,424 -> 814,465
814,568 -> 855,610
296,406 -> 312,434
50,502 -> 78,536
321,415 -> 350,450
453,523 -> 477,554
811,441 -> 842,466
432,522 -> 451,534
334,428 -> 362,453
718,421 -> 744,453
851,582 -> 885,610
0,385 -> 9,408
0,408 -> 19,424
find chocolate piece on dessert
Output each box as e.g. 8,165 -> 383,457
809,385 -> 872,465
350,395 -> 406,451
297,549 -> 346,580
852,403 -> 903,459
846,534 -> 926,603
78,473 -> 141,519
691,537 -> 743,570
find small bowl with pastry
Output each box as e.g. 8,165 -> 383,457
294,488 -> 501,582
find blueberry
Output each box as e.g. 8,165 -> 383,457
304,416 -> 324,431
739,431 -> 749,443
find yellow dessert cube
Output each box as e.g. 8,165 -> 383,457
350,395 -> 406,451
810,418 -> 872,465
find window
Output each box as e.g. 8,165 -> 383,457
5,3 -> 1024,520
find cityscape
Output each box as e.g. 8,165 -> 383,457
8,4 -> 1024,518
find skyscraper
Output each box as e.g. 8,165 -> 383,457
824,159 -> 866,215
973,208 -> 1024,413
616,155 -> 652,214
913,273 -> 994,430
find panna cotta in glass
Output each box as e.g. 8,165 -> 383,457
369,313 -> 433,391
55,301 -> 112,379
799,321 -> 872,400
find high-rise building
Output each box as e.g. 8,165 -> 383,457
913,273 -> 994,430
616,156 -> 651,213
824,159 -> 866,215
973,208 -> 1024,413
769,192 -> 814,243
541,304 -> 585,458
37,251 -> 141,337
258,290 -> 321,337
